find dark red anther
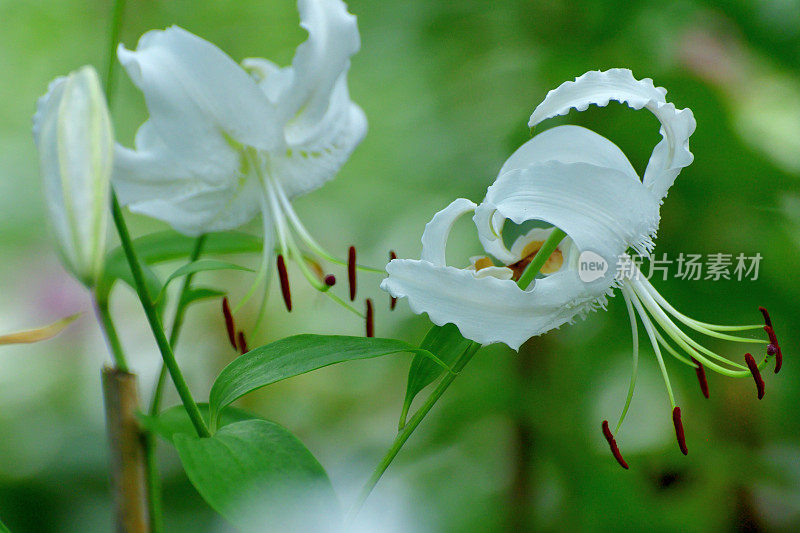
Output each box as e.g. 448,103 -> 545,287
601,420 -> 629,470
764,325 -> 782,374
389,251 -> 398,310
744,353 -> 765,400
237,331 -> 248,354
672,407 -> 688,455
365,298 -> 374,338
690,357 -> 709,399
221,297 -> 237,349
348,246 -> 357,301
277,255 -> 292,312
324,274 -> 336,287
759,306 -> 773,329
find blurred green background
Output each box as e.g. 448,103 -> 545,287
2,0 -> 799,531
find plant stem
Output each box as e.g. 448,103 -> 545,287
109,195 -> 211,439
94,295 -> 129,372
103,0 -> 126,101
142,235 -> 206,532
100,0 -> 208,437
149,235 -> 207,416
347,342 -> 481,522
516,228 -> 567,290
349,229 -> 567,521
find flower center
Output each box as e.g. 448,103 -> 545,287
508,240 -> 564,279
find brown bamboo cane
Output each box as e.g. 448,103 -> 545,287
102,367 -> 150,532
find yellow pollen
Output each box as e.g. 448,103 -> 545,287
473,257 -> 495,271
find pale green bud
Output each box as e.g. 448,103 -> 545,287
33,66 -> 113,287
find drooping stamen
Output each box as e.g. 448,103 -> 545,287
631,278 -> 749,374
601,420 -> 629,469
759,306 -> 773,329
744,353 -> 765,399
221,297 -> 237,349
389,251 -> 398,310
366,298 -> 374,338
690,357 -> 709,399
348,246 -> 357,301
277,255 -> 292,312
324,274 -> 336,287
628,287 -> 677,408
672,407 -> 688,455
764,326 -> 782,374
615,287 -> 640,434
237,331 -> 248,355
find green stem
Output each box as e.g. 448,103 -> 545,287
349,228 -> 568,521
100,0 -> 208,437
103,0 -> 126,101
347,342 -> 481,522
109,195 -> 210,438
93,295 -> 129,372
143,431 -> 163,533
149,235 -> 207,416
516,228 -> 567,290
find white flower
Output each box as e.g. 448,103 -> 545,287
383,69 -> 693,350
114,0 -> 368,315
382,69 -> 779,465
33,65 -> 113,287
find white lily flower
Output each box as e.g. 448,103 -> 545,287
33,65 -> 113,287
114,0 -> 369,317
382,69 -> 780,466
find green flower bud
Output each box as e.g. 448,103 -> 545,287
33,66 -> 112,287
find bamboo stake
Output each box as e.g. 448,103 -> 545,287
102,367 -> 150,532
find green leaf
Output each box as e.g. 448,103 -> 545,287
179,287 -> 226,307
174,419 -> 339,532
399,324 -> 473,428
157,260 -> 253,302
98,230 -> 263,298
140,403 -> 256,445
0,516 -> 9,532
97,254 -> 163,306
209,335 -> 450,428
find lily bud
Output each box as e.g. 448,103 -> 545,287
33,65 -> 113,287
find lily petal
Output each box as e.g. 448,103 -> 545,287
474,161 -> 660,269
128,177 -> 263,236
0,314 -> 80,345
382,260 -> 610,350
114,119 -> 242,205
528,69 -> 695,200
500,125 -> 638,180
271,0 -> 360,129
268,77 -> 367,199
244,0 -> 365,198
420,198 -> 477,266
117,26 -> 279,151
